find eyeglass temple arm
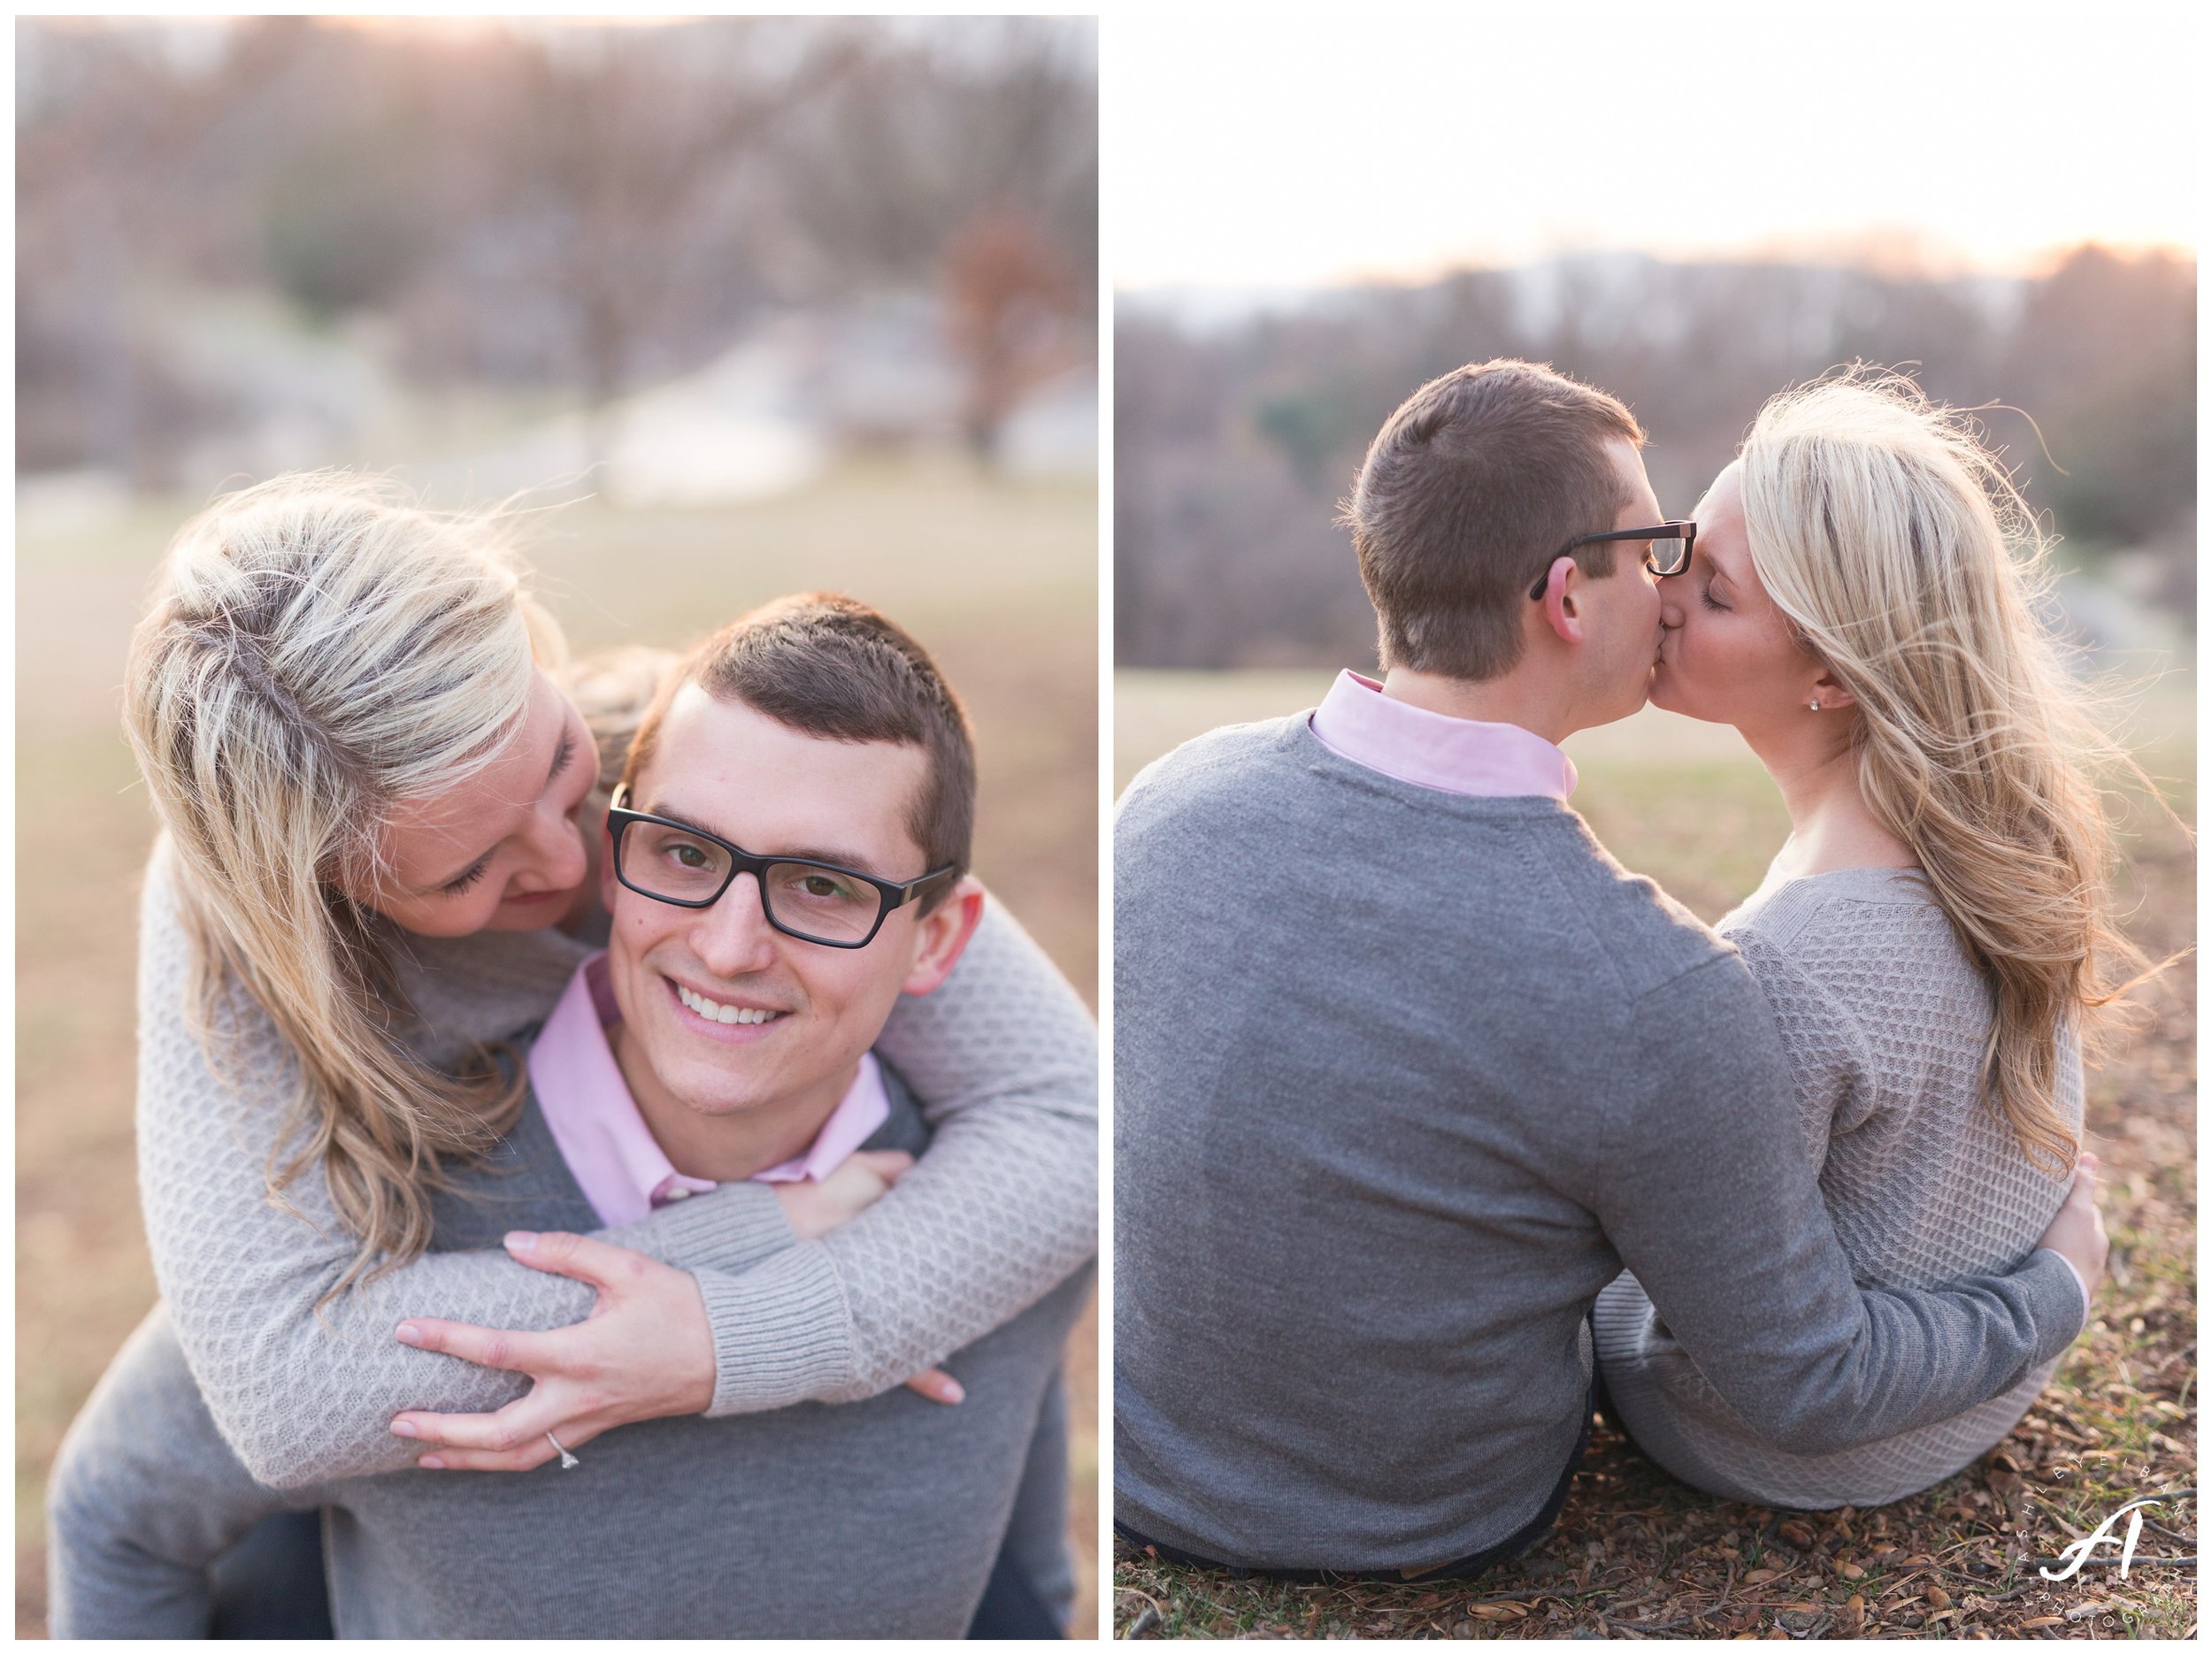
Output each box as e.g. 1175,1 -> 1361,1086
900,865 -> 962,903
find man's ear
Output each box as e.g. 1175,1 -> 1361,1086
1537,557 -> 1588,647
902,877 -> 986,997
598,809 -> 621,913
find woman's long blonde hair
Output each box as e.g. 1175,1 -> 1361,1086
1738,369 -> 2145,1175
125,471 -> 565,1295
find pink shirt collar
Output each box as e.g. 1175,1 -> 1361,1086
527,953 -> 891,1227
1309,670 -> 1577,800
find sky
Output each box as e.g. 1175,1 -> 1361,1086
1107,7 -> 2200,292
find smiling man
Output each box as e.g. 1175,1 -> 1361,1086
595,670 -> 972,1188
52,594 -> 1093,1639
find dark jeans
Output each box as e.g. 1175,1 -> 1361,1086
207,1513 -> 333,1639
208,1511 -> 1057,1639
1117,1384 -> 1594,1586
964,1544 -> 1064,1639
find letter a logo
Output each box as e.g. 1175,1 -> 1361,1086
2039,1498 -> 2162,1582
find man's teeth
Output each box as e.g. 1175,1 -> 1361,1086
677,985 -> 778,1025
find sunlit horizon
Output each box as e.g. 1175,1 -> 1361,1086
1116,230 -> 2194,303
1109,10 -> 2199,292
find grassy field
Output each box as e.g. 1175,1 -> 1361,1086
15,461 -> 1101,1638
1112,669 -> 2195,1641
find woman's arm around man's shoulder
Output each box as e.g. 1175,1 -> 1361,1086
132,845 -> 1096,1475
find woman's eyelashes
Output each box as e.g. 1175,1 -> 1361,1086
550,728 -> 578,783
1699,579 -> 1730,613
442,857 -> 492,896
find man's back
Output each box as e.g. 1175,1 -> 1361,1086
1114,715 -> 1736,1573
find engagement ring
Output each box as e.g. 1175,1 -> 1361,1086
546,1431 -> 580,1470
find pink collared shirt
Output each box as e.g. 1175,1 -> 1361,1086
527,953 -> 891,1228
1309,670 -> 1578,799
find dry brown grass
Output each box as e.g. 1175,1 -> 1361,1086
1111,670 -> 2194,1642
16,464 -> 1100,1639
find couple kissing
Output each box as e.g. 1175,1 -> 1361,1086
1116,361 -> 2127,1579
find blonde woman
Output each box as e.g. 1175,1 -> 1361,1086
55,474 -> 1094,1624
1594,372 -> 2133,1508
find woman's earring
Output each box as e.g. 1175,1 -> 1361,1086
1808,699 -> 1822,712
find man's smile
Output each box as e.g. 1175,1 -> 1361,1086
666,975 -> 791,1039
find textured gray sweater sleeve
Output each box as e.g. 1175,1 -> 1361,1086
1590,954 -> 2085,1457
695,896 -> 1100,1413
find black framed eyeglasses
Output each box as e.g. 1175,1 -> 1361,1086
1527,522 -> 1697,601
605,785 -> 959,949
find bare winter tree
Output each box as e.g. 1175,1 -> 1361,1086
774,18 -> 1097,460
465,19 -> 869,459
17,17 -> 314,477
942,211 -> 1079,464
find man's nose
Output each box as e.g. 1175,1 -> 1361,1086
689,871 -> 781,977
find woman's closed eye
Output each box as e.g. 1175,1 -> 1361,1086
438,727 -> 581,897
442,857 -> 491,895
1700,579 -> 1730,613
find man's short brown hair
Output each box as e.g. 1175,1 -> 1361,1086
1338,359 -> 1645,680
620,594 -> 975,900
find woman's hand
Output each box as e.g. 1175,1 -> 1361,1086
388,1164 -> 965,1470
388,1230 -> 716,1473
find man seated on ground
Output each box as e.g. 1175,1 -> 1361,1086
51,594 -> 1094,1639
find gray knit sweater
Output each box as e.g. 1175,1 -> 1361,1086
1112,717 -> 2086,1574
1592,864 -> 2082,1508
56,1057 -> 1093,1638
132,838 -> 1097,1489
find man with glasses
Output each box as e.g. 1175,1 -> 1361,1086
1115,359 -> 2098,1581
53,594 -> 1092,1638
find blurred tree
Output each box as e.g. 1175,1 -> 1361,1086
776,18 -> 1096,296
16,18 -> 311,478
943,211 -> 1079,465
261,127 -> 439,320
477,19 -> 866,457
1254,386 -> 1362,489
2001,246 -> 2195,548
777,17 -> 1096,465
